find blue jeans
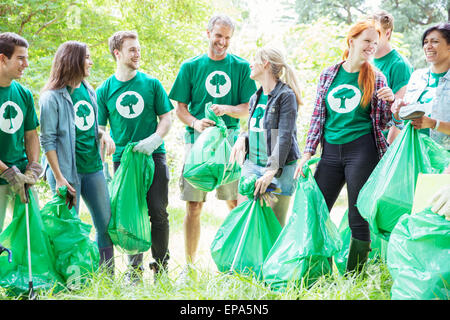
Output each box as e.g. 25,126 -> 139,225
46,169 -> 113,249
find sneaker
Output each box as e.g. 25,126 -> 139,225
175,264 -> 196,287
399,103 -> 426,120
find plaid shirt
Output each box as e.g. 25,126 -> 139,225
304,61 -> 392,159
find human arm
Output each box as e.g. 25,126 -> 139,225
133,111 -> 173,155
99,125 -> 115,159
411,117 -> 450,134
210,103 -> 249,118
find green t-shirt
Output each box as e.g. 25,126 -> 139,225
417,71 -> 447,136
168,53 -> 257,143
324,67 -> 372,144
68,83 -> 102,174
248,94 -> 268,166
0,81 -> 39,185
97,71 -> 174,162
373,49 -> 413,94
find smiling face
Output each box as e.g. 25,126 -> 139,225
207,23 -> 233,60
84,47 -> 93,77
0,45 -> 29,81
423,30 -> 450,67
350,27 -> 379,62
115,37 -> 141,70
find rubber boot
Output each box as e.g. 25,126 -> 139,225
346,237 -> 371,274
99,246 -> 115,277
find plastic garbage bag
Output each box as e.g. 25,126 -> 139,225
357,122 -> 450,240
108,142 -> 154,254
387,207 -> 450,300
0,190 -> 64,296
210,175 -> 281,278
183,102 -> 240,192
333,210 -> 388,275
40,186 -> 99,288
262,158 -> 341,290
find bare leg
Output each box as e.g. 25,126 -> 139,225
183,201 -> 204,264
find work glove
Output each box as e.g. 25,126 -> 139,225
0,166 -> 34,203
430,184 -> 450,221
133,133 -> 163,156
24,161 -> 43,185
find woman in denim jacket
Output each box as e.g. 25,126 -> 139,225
39,41 -> 116,274
230,46 -> 302,227
392,23 -> 450,173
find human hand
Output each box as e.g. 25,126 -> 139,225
430,184 -> 450,221
210,104 -> 228,116
193,118 -> 216,133
229,136 -> 246,166
133,133 -> 163,155
293,153 -> 312,179
0,166 -> 34,203
411,116 -> 436,130
100,133 -> 116,157
55,176 -> 77,210
24,161 -> 43,185
254,169 -> 278,197
390,98 -> 408,115
377,87 -> 395,103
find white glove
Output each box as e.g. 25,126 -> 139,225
430,184 -> 450,221
133,133 -> 163,156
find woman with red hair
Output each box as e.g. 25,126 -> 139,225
294,19 -> 397,273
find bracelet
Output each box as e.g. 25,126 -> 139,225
434,119 -> 441,131
191,119 -> 197,128
392,113 -> 402,123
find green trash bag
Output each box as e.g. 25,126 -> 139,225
356,122 -> 450,240
262,158 -> 341,290
0,191 -> 64,296
40,186 -> 99,288
333,210 -> 388,275
108,142 -> 154,254
183,102 -> 241,192
387,208 -> 450,300
210,175 -> 282,278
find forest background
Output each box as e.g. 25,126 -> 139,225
0,0 -> 449,297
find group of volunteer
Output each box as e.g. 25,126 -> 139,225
0,10 -> 448,296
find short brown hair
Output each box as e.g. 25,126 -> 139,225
372,10 -> 394,32
108,31 -> 138,60
0,32 -> 29,59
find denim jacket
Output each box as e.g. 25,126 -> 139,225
403,68 -> 450,150
39,80 -> 100,186
242,80 -> 300,175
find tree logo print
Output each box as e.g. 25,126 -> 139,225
249,104 -> 266,132
205,71 -> 231,98
327,84 -> 361,113
74,100 -> 95,131
116,91 -> 144,119
0,101 -> 24,134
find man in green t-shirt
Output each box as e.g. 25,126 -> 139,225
0,32 -> 42,232
97,31 -> 173,283
372,10 -> 413,144
169,15 -> 257,278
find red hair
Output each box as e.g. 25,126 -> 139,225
342,19 -> 381,108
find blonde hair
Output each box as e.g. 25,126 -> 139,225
255,46 -> 303,106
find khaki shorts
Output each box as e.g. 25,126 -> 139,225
179,173 -> 238,202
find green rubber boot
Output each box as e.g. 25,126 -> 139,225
346,237 -> 371,274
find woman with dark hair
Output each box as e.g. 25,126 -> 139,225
39,41 -> 116,273
294,19 -> 397,273
392,22 -> 450,169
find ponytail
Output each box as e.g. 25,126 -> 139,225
283,63 -> 303,106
